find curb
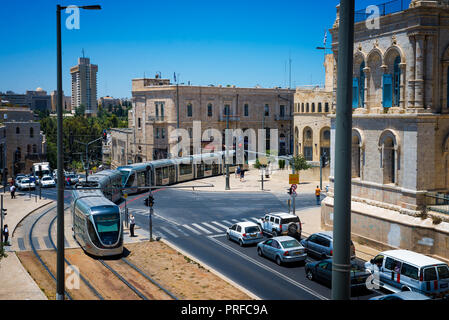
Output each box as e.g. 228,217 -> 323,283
12,200 -> 55,237
160,238 -> 261,300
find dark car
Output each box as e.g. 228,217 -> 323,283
301,231 -> 356,260
305,259 -> 370,290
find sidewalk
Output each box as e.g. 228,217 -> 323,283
176,167 -> 328,194
0,188 -> 52,300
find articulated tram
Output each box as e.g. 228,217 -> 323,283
85,169 -> 123,203
71,188 -> 123,257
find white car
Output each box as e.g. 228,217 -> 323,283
39,176 -> 56,188
17,178 -> 36,191
226,221 -> 264,246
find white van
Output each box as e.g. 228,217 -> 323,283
365,250 -> 449,298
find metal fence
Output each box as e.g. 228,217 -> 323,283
426,192 -> 449,215
354,0 -> 407,23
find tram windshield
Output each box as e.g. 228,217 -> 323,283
92,210 -> 120,245
118,168 -> 132,186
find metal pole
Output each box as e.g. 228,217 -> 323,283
293,192 -> 296,216
261,168 -> 264,191
86,144 -> 89,182
332,0 -> 354,301
1,195 -> 3,251
225,106 -> 230,190
56,5 -> 65,301
320,156 -> 323,191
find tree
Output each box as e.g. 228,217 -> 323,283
291,154 -> 312,172
75,104 -> 86,117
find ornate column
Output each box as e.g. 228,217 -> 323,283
399,63 -> 407,109
407,35 -> 416,109
414,34 -> 425,109
363,66 -> 370,110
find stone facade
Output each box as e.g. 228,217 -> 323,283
110,128 -> 134,168
322,0 -> 449,260
111,77 -> 294,165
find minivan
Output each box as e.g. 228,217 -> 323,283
365,249 -> 449,298
300,231 -> 356,260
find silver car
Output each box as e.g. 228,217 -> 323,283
257,236 -> 307,266
226,222 -> 263,246
17,178 -> 36,191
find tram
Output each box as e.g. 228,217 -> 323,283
71,188 -> 123,257
84,169 -> 123,203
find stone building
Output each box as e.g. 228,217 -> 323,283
110,75 -> 294,166
50,90 -> 72,113
0,107 -> 46,177
322,0 -> 449,261
110,128 -> 133,168
0,88 -> 52,111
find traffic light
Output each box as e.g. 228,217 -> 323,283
38,165 -> 43,179
287,187 -> 292,195
103,131 -> 107,142
320,153 -> 327,167
144,194 -> 154,207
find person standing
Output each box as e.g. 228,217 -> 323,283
3,224 -> 9,245
315,186 -> 321,205
129,214 -> 136,237
235,165 -> 241,179
240,168 -> 245,182
10,185 -> 16,199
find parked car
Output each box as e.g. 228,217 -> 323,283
365,249 -> 449,298
257,212 -> 302,239
369,291 -> 431,300
305,259 -> 371,289
17,178 -> 36,191
301,231 -> 356,260
66,173 -> 79,185
14,175 -> 26,187
226,222 -> 263,246
39,175 -> 56,188
257,236 -> 307,266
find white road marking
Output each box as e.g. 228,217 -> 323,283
207,235 -> 329,300
201,222 -> 222,233
231,219 -> 240,223
160,226 -> 178,238
182,224 -> 202,235
221,220 -> 233,226
211,221 -> 229,230
250,217 -> 261,223
192,223 -> 212,234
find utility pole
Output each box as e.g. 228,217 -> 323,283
332,0 -> 355,301
75,137 -> 102,182
225,105 -> 230,190
1,195 -> 3,252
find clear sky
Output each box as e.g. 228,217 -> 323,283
0,0 -> 411,98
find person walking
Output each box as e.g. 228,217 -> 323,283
10,185 -> 16,199
240,168 -> 245,182
3,224 -> 9,245
235,165 -> 241,179
315,186 -> 321,205
129,214 -> 136,237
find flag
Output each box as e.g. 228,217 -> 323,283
323,30 -> 327,47
174,72 -> 177,83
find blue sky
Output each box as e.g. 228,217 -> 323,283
0,0 -> 411,98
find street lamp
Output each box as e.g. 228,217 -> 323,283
56,3 -> 101,301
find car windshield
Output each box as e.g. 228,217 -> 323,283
21,179 -> 30,183
245,226 -> 260,233
43,177 -> 52,181
281,217 -> 300,224
281,239 -> 301,248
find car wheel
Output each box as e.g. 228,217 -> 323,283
257,248 -> 263,257
272,231 -> 278,237
226,233 -> 230,240
239,239 -> 244,247
276,256 -> 282,266
306,269 -> 314,280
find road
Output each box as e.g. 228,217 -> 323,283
28,184 -> 380,300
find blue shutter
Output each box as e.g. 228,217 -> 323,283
383,74 -> 393,108
352,78 -> 359,108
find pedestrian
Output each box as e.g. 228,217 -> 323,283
129,214 -> 136,237
235,165 -> 241,178
3,224 -> 9,245
240,168 -> 245,182
10,185 -> 16,199
315,186 -> 321,205
66,176 -> 71,186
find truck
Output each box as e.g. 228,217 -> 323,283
32,162 -> 51,179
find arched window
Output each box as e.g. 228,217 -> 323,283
207,103 -> 213,117
301,103 -> 304,113
318,103 -> 322,113
30,127 -> 34,138
353,61 -> 365,108
379,130 -> 398,185
306,103 -> 309,113
383,54 -> 401,108
325,103 -> 329,113
16,127 -> 20,134
303,127 -> 313,161
32,144 -> 37,154
393,56 -> 401,107
352,135 -> 361,178
187,103 -> 192,117
359,61 -> 365,107
311,103 -> 315,113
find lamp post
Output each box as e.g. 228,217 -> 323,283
225,105 -> 230,190
56,4 -> 101,301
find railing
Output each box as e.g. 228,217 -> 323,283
426,192 -> 449,215
275,115 -> 293,121
148,116 -> 165,122
354,0 -> 407,24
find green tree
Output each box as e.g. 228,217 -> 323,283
290,154 -> 312,172
75,104 -> 86,117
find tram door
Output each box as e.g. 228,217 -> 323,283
212,162 -> 219,175
169,165 -> 176,184
197,162 -> 204,178
156,168 -> 163,186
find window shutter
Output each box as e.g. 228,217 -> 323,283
352,78 -> 359,108
383,74 -> 393,108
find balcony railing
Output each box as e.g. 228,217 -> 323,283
354,0 -> 406,24
275,114 -> 293,121
148,115 -> 165,122
219,115 -> 240,122
426,192 -> 449,216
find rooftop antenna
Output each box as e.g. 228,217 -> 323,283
289,52 -> 292,90
82,48 -> 85,58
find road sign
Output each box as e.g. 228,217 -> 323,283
289,174 -> 299,184
291,184 -> 297,191
124,193 -> 128,199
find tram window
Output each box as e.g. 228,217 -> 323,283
93,213 -> 120,245
162,167 -> 169,179
125,173 -> 135,187
180,164 -> 193,175
137,171 -> 146,186
205,163 -> 212,171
